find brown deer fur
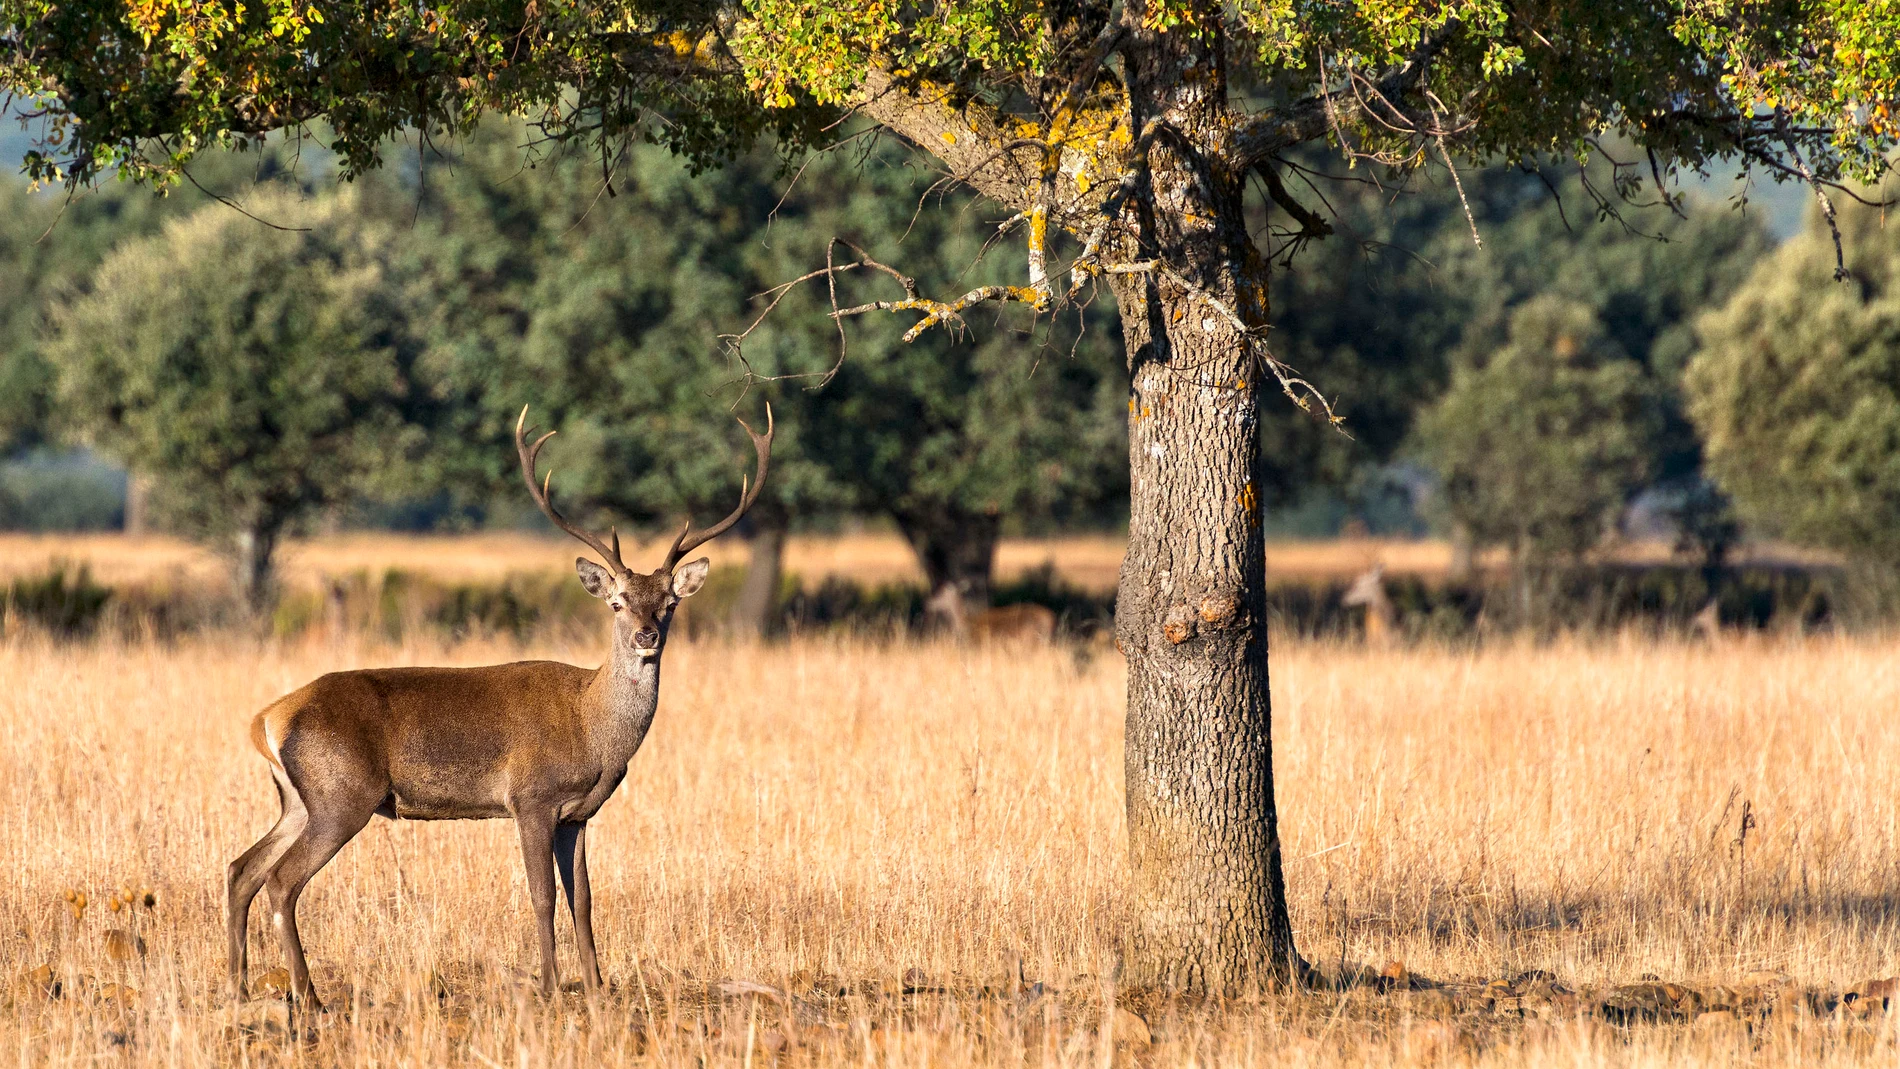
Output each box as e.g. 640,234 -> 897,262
225,406 -> 770,1008
923,584 -> 1059,643
970,602 -> 1058,643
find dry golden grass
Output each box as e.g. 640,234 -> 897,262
6,623 -> 1900,1065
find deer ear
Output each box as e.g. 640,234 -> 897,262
576,558 -> 613,599
671,558 -> 711,598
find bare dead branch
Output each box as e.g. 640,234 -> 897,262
1773,107 -> 1848,281
1235,20 -> 1463,167
1256,160 -> 1334,265
180,168 -> 311,232
1153,264 -> 1343,427
1435,135 -> 1482,249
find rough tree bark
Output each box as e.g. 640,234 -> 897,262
896,506 -> 1001,633
1107,26 -> 1298,989
729,503 -> 788,639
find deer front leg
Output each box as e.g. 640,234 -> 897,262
553,822 -> 602,992
513,806 -> 561,998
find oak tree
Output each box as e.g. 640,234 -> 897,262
1688,193 -> 1900,565
10,0 -> 1894,990
401,126 -> 1123,632
1415,295 -> 1663,565
48,189 -> 428,611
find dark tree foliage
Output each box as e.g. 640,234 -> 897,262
0,180 -> 180,453
1261,163 -> 1768,526
1414,295 -> 1663,564
0,151 -> 346,455
741,139 -> 1127,615
402,126 -> 1126,618
1688,193 -> 1900,566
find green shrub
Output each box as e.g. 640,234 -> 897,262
4,563 -> 113,637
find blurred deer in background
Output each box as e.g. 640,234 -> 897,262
225,404 -> 771,1008
1342,564 -> 1397,648
924,585 -> 1058,644
971,602 -> 1059,643
1691,598 -> 1724,642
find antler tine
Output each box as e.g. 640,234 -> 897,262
662,404 -> 774,572
515,405 -> 628,573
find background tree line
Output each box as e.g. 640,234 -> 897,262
4,132 -> 1896,624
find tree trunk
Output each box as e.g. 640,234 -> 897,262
123,471 -> 153,536
729,503 -> 788,639
895,506 -> 1001,634
856,9 -> 1303,993
1107,27 -> 1301,990
1110,270 -> 1299,992
1447,522 -> 1476,583
233,523 -> 280,617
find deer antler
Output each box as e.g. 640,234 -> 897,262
516,405 -> 628,575
660,404 -> 774,573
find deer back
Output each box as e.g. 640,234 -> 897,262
970,603 -> 1058,644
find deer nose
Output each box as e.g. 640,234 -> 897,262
633,629 -> 661,650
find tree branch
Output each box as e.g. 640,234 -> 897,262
1255,160 -> 1334,246
1774,106 -> 1848,281
855,65 -> 1045,213
1231,20 -> 1463,167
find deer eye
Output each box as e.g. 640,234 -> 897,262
611,603 -> 623,612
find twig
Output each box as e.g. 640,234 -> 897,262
1435,135 -> 1481,249
181,168 -> 310,232
1773,108 -> 1848,281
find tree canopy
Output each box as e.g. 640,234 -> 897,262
6,3 -> 1893,292
49,187 -> 431,608
1415,294 -> 1662,564
1688,192 -> 1900,565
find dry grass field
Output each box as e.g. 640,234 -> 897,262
6,623 -> 1900,1066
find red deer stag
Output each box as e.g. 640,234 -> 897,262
225,405 -> 771,1008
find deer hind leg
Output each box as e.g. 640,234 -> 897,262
226,768 -> 307,999
261,795 -> 376,1009
553,822 -> 600,992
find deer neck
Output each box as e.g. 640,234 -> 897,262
585,643 -> 662,761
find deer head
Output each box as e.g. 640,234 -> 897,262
1340,564 -> 1388,608
515,404 -> 773,659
